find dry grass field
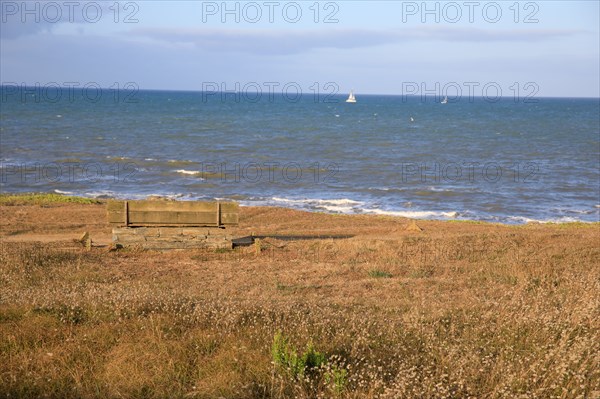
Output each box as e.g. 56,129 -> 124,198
1,195 -> 599,398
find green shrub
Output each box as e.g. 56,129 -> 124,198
325,364 -> 348,395
271,331 -> 326,380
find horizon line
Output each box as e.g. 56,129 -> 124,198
1,85 -> 599,100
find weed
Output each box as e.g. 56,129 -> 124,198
271,332 -> 325,380
325,364 -> 348,395
368,269 -> 393,278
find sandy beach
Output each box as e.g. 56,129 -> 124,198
1,195 -> 599,398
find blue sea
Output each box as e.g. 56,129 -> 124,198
1,87 -> 599,223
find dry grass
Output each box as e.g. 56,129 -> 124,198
0,201 -> 599,398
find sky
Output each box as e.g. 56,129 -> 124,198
1,0 -> 599,97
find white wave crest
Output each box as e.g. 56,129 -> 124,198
53,189 -> 73,195
364,209 -> 459,219
175,169 -> 201,175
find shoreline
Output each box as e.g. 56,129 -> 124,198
1,192 -> 598,227
1,193 -> 598,249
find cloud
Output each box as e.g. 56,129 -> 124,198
126,27 -> 396,55
0,1 -> 123,39
0,18 -> 53,39
125,26 -> 585,55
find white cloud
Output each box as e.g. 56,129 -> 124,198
124,26 -> 586,55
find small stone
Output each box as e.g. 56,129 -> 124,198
406,221 -> 423,232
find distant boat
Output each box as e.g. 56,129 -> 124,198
346,90 -> 356,103
441,96 -> 448,104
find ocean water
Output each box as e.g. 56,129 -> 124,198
1,87 -> 599,223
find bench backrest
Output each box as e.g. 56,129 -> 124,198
107,200 -> 239,227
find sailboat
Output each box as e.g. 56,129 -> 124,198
441,96 -> 448,104
346,90 -> 356,103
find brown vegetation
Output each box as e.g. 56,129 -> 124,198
1,198 -> 599,398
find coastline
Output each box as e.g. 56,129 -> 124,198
2,191 -> 599,226
1,193 -> 598,246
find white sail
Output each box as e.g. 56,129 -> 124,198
346,90 -> 356,103
441,96 -> 448,104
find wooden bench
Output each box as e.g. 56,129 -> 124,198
107,200 -> 239,250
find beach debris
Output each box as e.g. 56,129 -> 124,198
259,237 -> 287,249
106,242 -> 121,252
406,221 -> 423,232
254,238 -> 262,255
76,231 -> 92,251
